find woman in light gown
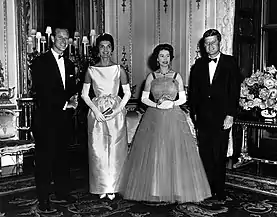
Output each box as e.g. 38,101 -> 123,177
119,44 -> 211,203
81,33 -> 131,200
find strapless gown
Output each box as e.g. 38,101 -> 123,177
86,65 -> 128,194
119,73 -> 211,203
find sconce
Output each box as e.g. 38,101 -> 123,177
196,0 -> 201,10
122,0 -> 127,13
163,0 -> 168,13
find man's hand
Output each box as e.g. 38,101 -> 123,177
223,115 -> 233,129
67,94 -> 78,109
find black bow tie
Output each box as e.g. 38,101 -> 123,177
58,54 -> 64,59
208,58 -> 217,63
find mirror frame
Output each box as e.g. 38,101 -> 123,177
16,0 -> 29,97
0,0 -> 8,91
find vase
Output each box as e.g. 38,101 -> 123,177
261,109 -> 276,118
260,109 -> 276,122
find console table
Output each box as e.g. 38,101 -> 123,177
233,119 -> 277,168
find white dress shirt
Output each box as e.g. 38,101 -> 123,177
51,49 -> 66,89
208,53 -> 221,84
51,49 -> 68,110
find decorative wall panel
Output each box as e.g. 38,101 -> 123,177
105,0 -> 190,98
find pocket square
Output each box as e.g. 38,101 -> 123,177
69,74 -> 74,77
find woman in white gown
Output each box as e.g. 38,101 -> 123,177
81,33 -> 131,200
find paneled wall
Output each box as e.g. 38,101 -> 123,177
104,0 -> 235,99
105,0 -> 190,98
0,0 -> 236,103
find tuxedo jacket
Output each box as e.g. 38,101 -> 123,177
188,53 -> 241,130
31,50 -> 77,127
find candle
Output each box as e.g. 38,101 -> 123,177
68,38 -> 73,55
30,29 -> 37,50
82,36 -> 89,55
90,29 -> 96,46
36,32 -> 42,53
73,40 -> 78,55
45,26 -> 52,49
74,32 -> 80,49
41,36 -> 46,53
27,37 -> 33,53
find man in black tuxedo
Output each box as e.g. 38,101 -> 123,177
188,29 -> 241,201
31,27 -> 78,213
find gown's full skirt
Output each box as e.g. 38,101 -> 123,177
119,107 -> 211,203
87,95 -> 128,194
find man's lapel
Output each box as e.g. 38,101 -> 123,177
64,59 -> 72,91
203,59 -> 211,86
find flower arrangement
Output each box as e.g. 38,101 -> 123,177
240,65 -> 277,117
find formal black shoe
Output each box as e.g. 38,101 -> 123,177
50,194 -> 77,204
216,193 -> 226,201
215,194 -> 226,205
37,202 -> 57,214
64,195 -> 77,203
205,194 -> 217,201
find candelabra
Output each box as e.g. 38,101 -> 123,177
25,27 -> 100,146
26,26 -> 99,97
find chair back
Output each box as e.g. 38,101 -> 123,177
0,109 -> 18,140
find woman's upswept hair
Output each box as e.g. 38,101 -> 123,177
95,33 -> 115,52
152,43 -> 174,61
148,43 -> 174,71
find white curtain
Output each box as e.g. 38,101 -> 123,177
189,0 -> 236,62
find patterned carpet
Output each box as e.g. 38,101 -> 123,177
2,166 -> 277,217
2,185 -> 277,217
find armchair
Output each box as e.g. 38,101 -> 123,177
0,109 -> 35,176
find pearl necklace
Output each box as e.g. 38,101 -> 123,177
159,69 -> 171,77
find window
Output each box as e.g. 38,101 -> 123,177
261,0 -> 277,68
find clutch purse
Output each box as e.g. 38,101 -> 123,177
102,107 -> 113,115
158,94 -> 173,105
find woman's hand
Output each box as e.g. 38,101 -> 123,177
93,109 -> 106,122
157,100 -> 174,109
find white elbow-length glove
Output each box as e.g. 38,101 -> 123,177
173,91 -> 186,106
141,91 -> 157,108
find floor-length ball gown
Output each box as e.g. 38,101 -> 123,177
86,65 -> 128,194
120,72 -> 211,203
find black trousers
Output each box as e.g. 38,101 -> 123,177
33,110 -> 72,204
198,127 -> 230,198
